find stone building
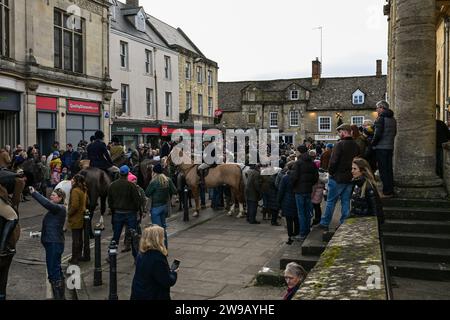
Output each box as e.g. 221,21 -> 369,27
108,0 -> 179,149
0,0 -> 114,155
147,13 -> 219,127
384,0 -> 447,198
219,59 -> 386,145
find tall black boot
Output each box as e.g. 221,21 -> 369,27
51,280 -> 65,300
0,219 -> 18,257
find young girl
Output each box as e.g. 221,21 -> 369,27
30,186 -> 66,300
50,152 -> 62,188
350,158 -> 384,223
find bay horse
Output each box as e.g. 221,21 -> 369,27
166,156 -> 245,218
78,167 -> 111,231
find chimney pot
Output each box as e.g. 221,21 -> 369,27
376,60 -> 382,77
126,0 -> 139,7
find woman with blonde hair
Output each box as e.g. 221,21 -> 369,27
350,157 -> 384,223
145,163 -> 177,248
130,225 -> 178,300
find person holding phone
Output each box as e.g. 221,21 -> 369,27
29,186 -> 67,300
130,225 -> 178,300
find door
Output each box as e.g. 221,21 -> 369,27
37,130 -> 56,157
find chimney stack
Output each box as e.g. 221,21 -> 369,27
126,0 -> 139,7
376,59 -> 382,78
312,57 -> 321,86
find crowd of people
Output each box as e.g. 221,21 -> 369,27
3,99 -> 449,300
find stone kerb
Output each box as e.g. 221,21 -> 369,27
443,142 -> 450,196
293,216 -> 387,300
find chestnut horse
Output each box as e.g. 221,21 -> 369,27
166,156 -> 245,218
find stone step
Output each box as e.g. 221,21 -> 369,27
385,245 -> 450,263
384,207 -> 450,221
381,198 -> 450,209
301,239 -> 327,256
388,260 -> 450,282
381,219 -> 450,234
382,231 -> 450,248
322,231 -> 335,242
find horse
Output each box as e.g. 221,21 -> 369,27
0,217 -> 20,300
78,167 -> 111,232
166,156 -> 245,218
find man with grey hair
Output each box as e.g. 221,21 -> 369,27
372,100 -> 397,197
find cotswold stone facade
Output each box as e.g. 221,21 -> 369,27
219,60 -> 386,145
0,0 -> 114,154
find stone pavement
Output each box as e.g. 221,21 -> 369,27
77,208 -> 287,300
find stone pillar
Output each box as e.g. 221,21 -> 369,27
57,98 -> 67,147
25,81 -> 38,147
393,0 -> 447,198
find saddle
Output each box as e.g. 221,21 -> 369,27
197,164 -> 218,179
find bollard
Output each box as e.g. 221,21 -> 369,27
108,241 -> 118,300
93,227 -> 102,286
183,185 -> 189,222
82,211 -> 91,261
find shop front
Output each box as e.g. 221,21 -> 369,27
0,90 -> 21,148
36,96 -> 57,156
66,100 -> 101,146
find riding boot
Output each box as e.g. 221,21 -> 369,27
0,219 -> 18,257
51,280 -> 65,300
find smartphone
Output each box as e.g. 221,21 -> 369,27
171,259 -> 180,271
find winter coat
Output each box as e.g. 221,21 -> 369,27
67,187 -> 87,230
290,153 -> 319,194
311,171 -> 328,204
108,177 -> 141,212
131,249 -> 177,300
320,149 -> 332,171
277,173 -> 297,217
328,137 -> 360,184
32,192 -> 66,244
260,174 -> 279,210
245,168 -> 261,202
0,150 -> 11,168
87,139 -> 114,170
61,150 -> 74,169
354,136 -> 368,157
372,109 -> 397,150
350,176 -> 384,223
110,145 -> 126,167
145,176 -> 177,208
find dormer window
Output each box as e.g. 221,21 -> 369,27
352,89 -> 365,105
290,90 -> 299,100
247,92 -> 256,101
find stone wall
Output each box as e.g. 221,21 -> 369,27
293,216 -> 387,300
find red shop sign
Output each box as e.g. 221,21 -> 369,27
68,100 -> 100,114
214,109 -> 223,117
161,125 -> 169,137
36,96 -> 57,111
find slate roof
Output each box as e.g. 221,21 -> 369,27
111,1 -> 167,48
146,15 -> 202,55
219,75 -> 387,111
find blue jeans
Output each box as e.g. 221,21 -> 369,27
319,178 -> 353,227
150,205 -> 168,249
43,242 -> 64,282
295,193 -> 313,237
112,212 -> 138,258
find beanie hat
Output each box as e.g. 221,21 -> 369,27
326,143 -> 334,149
153,163 -> 163,174
127,173 -> 137,183
120,165 -> 130,175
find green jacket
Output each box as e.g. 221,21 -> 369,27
108,177 -> 141,212
145,176 -> 177,208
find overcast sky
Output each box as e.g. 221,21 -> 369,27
141,0 -> 388,82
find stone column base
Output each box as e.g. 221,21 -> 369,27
394,175 -> 448,199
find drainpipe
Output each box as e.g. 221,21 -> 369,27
154,50 -> 159,120
445,18 -> 450,122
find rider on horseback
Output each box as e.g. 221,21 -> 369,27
198,137 -> 218,187
86,131 -> 120,180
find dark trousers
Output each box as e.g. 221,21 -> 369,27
246,200 -> 258,223
269,209 -> 278,225
71,229 -> 83,263
112,212 -> 138,258
376,149 -> 394,195
212,186 -> 224,208
285,216 -> 299,238
200,185 -> 206,206
313,203 -> 322,223
43,242 -> 64,282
